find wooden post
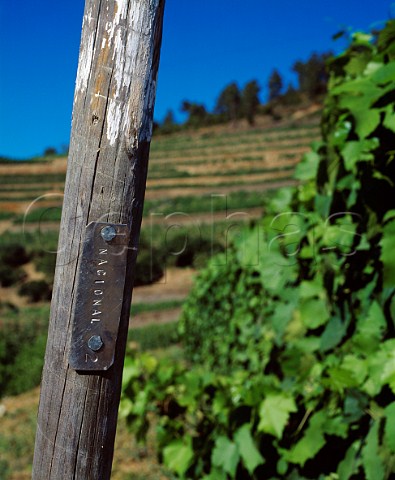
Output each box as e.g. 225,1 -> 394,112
32,0 -> 165,478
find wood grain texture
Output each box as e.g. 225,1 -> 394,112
32,1 -> 165,478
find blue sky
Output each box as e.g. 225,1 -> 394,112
0,0 -> 393,159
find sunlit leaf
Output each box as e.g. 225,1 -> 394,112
258,394 -> 297,438
353,108 -> 381,139
286,411 -> 326,466
381,220 -> 395,288
384,402 -> 395,452
341,138 -> 379,170
337,441 -> 362,479
295,151 -> 320,180
320,315 -> 347,352
383,105 -> 395,132
163,438 -> 194,477
362,422 -> 385,480
234,424 -> 265,473
201,469 -> 227,480
354,301 -> 386,352
299,297 -> 330,329
212,436 -> 239,476
371,62 -> 395,84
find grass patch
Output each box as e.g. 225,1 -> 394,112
144,189 -> 273,216
0,194 -> 54,202
129,321 -> 180,351
0,230 -> 60,255
14,206 -> 62,224
148,164 -> 295,180
0,212 -> 15,221
151,127 -> 318,148
150,145 -> 311,162
0,184 -> 63,192
0,173 -> 66,185
151,123 -> 320,152
147,167 -> 192,179
0,304 -> 49,397
149,139 -> 313,159
0,388 -> 39,479
132,299 -> 183,315
147,175 -> 294,191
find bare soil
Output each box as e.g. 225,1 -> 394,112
132,268 -> 195,304
131,307 -> 182,329
0,157 -> 67,176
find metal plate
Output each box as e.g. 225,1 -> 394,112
69,222 -> 130,371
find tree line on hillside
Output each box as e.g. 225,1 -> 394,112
155,51 -> 332,134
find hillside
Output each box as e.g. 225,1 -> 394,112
0,104 -> 321,317
0,104 -> 321,479
0,104 -> 321,228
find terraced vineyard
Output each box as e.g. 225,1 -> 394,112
0,108 -> 320,230
0,108 -> 321,330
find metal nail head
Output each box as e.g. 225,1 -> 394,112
88,335 -> 104,352
101,225 -> 117,242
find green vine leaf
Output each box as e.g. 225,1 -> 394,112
371,61 -> 395,84
212,436 -> 240,477
258,394 -> 297,438
163,438 -> 194,477
353,301 -> 386,353
299,298 -> 330,329
234,424 -> 265,474
341,138 -> 379,170
384,402 -> 395,452
362,422 -> 385,480
354,108 -> 381,139
381,220 -> 395,288
383,105 -> 395,132
286,411 -> 326,466
337,441 -> 362,479
295,151 -> 320,180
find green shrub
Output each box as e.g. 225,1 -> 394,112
14,206 -> 63,224
121,21 -> 395,479
6,334 -> 47,396
18,280 -> 52,302
165,232 -> 222,269
0,235 -> 58,287
0,306 -> 49,397
32,250 -> 56,285
0,242 -> 30,286
0,265 -> 25,287
0,244 -> 30,267
129,322 -> 179,351
0,459 -> 10,480
134,238 -> 165,286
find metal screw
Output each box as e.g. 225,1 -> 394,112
101,225 -> 117,242
88,335 -> 104,352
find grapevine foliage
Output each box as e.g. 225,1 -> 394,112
121,22 -> 395,479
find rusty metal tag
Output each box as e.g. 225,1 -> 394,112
69,222 -> 130,371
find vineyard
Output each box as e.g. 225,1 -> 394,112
120,21 -> 395,480
0,75 -> 320,480
1,19 -> 395,480
0,107 -> 320,222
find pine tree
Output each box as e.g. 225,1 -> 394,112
268,69 -> 283,101
292,52 -> 332,97
215,82 -> 241,123
241,80 -> 260,125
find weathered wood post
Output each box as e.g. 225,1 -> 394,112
32,0 -> 165,478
